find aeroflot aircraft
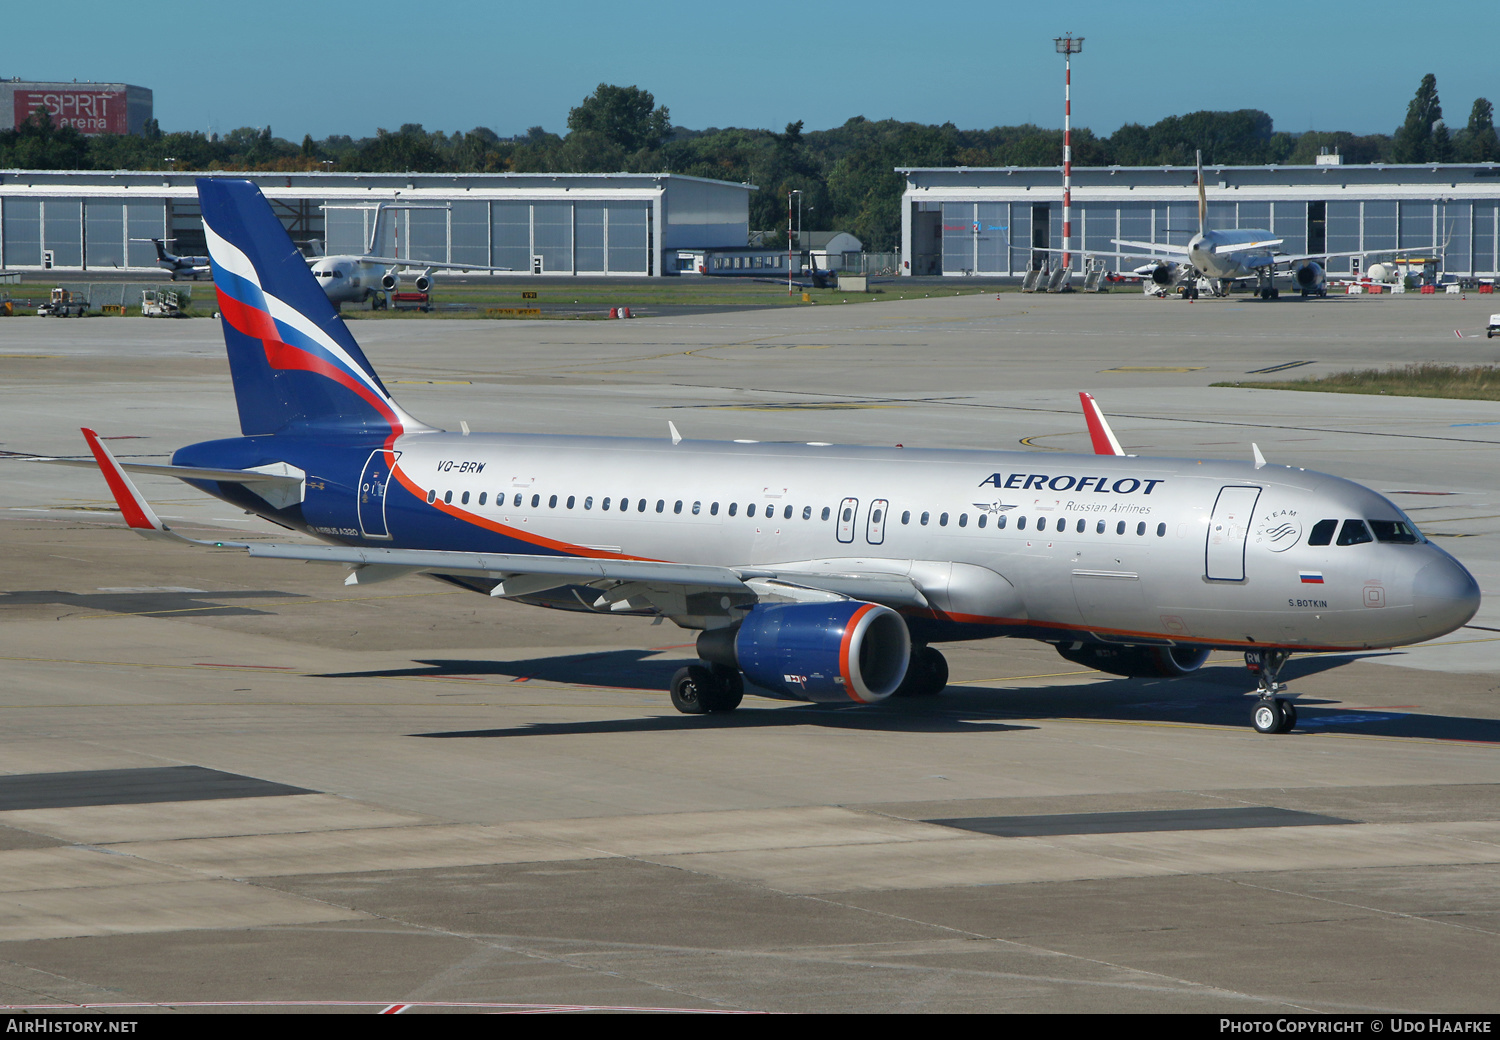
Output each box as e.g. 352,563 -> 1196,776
74,179 -> 1480,735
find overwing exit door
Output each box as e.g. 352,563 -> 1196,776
836,497 -> 858,543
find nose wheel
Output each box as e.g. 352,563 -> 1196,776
1245,649 -> 1296,734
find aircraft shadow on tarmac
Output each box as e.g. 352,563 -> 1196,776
0,587 -> 299,618
389,649 -> 1500,744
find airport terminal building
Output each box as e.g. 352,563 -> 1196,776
901,161 -> 1500,280
0,170 -> 753,277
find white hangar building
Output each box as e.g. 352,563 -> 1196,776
899,161 -> 1500,279
0,170 -> 754,277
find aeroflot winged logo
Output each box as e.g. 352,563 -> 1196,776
980,472 -> 1166,495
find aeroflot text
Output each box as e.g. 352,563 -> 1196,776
979,473 -> 1166,494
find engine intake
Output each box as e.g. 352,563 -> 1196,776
380,271 -> 399,291
1294,261 -> 1325,289
697,601 -> 910,703
1055,641 -> 1211,678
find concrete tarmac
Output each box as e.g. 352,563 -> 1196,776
1,290 -> 1498,1014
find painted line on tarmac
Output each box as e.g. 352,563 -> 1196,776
1245,360 -> 1315,374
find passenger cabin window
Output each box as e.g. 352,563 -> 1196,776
549,495 -> 557,508
1096,520 -> 1105,534
1157,523 -> 1166,537
729,503 -> 738,516
711,502 -> 719,515
567,495 -> 576,509
802,506 -> 811,520
920,512 -> 929,526
939,512 -> 949,527
584,496 -> 594,510
461,491 -> 470,505
784,505 -> 793,520
1116,521 -> 1126,535
978,514 -> 987,529
443,491 -> 452,504
1337,519 -> 1374,546
997,514 -> 1007,529
821,507 -> 830,521
1036,517 -> 1046,532
479,493 -> 487,505
1369,519 -> 1420,544
1076,519 -> 1086,534
901,511 -> 911,525
1017,516 -> 1026,531
602,497 -> 611,510
674,500 -> 682,514
692,501 -> 701,515
427,490 -> 436,504
748,503 -> 757,518
1137,522 -> 1146,536
958,513 -> 967,528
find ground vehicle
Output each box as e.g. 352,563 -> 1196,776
141,289 -> 184,318
1488,314 -> 1499,339
37,288 -> 87,317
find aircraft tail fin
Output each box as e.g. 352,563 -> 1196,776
152,238 -> 170,263
1196,150 -> 1206,237
197,178 -> 425,440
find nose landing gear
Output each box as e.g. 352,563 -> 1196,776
1245,649 -> 1296,734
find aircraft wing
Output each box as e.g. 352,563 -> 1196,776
1111,239 -> 1191,258
74,427 -> 928,617
358,256 -> 513,273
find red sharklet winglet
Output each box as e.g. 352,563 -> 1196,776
81,427 -> 168,534
1079,392 -> 1126,456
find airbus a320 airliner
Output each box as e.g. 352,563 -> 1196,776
71,179 -> 1480,735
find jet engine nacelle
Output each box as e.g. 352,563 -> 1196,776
413,272 -> 432,293
697,601 -> 911,703
380,269 -> 399,292
1147,262 -> 1176,286
1294,261 -> 1325,291
1055,641 -> 1211,678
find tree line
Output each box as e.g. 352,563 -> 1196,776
3,76 -> 1497,252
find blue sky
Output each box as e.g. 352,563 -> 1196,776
8,2 -> 1492,142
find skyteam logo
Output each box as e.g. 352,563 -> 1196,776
1256,510 -> 1301,552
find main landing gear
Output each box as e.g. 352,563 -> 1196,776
893,645 -> 949,697
1245,649 -> 1296,734
669,663 -> 743,714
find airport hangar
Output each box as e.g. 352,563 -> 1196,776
0,169 -> 754,277
900,160 -> 1500,280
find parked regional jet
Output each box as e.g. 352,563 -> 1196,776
67,179 -> 1480,734
308,202 -> 509,309
1112,152 -> 1412,300
134,238 -> 212,281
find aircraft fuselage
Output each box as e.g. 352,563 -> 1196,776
173,430 -> 1480,654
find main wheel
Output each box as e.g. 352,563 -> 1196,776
1277,699 -> 1297,733
894,646 -> 949,697
670,665 -> 715,714
706,665 -> 744,712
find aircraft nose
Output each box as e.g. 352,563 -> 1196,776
1412,553 -> 1481,637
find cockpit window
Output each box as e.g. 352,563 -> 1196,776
1308,519 -> 1337,546
1336,519 -> 1374,546
1368,519 -> 1420,544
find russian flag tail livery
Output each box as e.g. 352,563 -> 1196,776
197,178 -> 426,440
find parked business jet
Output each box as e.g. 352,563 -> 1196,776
134,238 -> 212,281
308,202 -> 508,309
70,179 -> 1479,735
1113,152 -> 1409,301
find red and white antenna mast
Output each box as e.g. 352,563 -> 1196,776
1054,33 -> 1083,278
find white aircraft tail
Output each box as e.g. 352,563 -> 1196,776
1196,150 -> 1206,238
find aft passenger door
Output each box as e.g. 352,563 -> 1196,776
357,449 -> 400,540
836,497 -> 858,544
1205,486 -> 1261,581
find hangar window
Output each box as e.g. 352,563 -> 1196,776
1308,519 -> 1336,545
1369,519 -> 1420,544
977,514 -> 987,529
462,491 -> 470,505
802,506 -> 811,520
1337,519 -> 1373,546
427,490 -> 436,503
